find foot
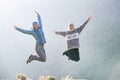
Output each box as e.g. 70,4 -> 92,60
63,50 -> 68,56
63,51 -> 67,55
26,55 -> 33,64
63,52 -> 66,55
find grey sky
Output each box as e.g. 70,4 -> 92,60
0,0 -> 120,80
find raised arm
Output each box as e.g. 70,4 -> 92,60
78,16 -> 92,33
55,31 -> 67,37
14,26 -> 33,35
35,11 -> 42,29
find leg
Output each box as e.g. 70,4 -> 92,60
34,44 -> 46,62
68,48 -> 80,62
63,50 -> 71,60
27,44 -> 46,64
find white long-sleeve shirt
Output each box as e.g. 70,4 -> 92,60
56,19 -> 89,50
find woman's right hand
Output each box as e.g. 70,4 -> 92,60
14,26 -> 17,30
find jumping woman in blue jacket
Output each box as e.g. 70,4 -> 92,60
14,11 -> 46,64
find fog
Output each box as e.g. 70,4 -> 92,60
0,0 -> 120,80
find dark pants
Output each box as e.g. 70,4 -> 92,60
63,48 -> 80,62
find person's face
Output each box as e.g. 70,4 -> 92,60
33,23 -> 39,29
69,24 -> 75,30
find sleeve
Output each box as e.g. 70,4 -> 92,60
78,19 -> 89,33
16,27 -> 33,35
55,31 -> 67,37
38,14 -> 43,29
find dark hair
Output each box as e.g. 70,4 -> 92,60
32,22 -> 38,26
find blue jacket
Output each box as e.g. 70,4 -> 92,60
16,15 -> 46,45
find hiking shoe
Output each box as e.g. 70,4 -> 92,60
26,55 -> 33,64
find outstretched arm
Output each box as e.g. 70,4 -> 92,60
55,31 -> 67,37
14,26 -> 33,35
35,11 -> 42,29
78,16 -> 92,33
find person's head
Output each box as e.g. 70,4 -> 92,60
17,73 -> 27,80
46,76 -> 56,80
39,75 -> 45,80
68,23 -> 75,30
33,22 -> 39,29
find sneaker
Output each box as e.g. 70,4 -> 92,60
63,51 -> 67,56
26,55 -> 33,64
63,52 -> 66,55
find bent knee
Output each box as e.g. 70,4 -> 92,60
73,58 -> 80,62
41,58 -> 46,62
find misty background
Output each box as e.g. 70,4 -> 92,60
0,0 -> 120,80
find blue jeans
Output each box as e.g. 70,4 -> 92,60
31,44 -> 46,62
